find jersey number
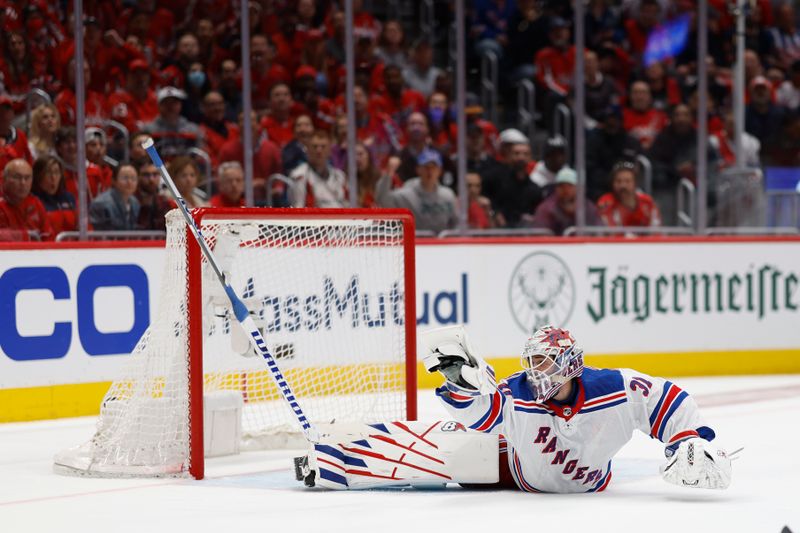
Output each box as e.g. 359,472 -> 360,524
630,377 -> 653,396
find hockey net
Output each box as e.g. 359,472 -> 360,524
54,208 -> 416,479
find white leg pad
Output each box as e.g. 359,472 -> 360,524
308,420 -> 499,489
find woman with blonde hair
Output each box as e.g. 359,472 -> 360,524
28,103 -> 61,159
164,156 -> 209,208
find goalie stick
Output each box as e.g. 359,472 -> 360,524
142,138 -> 319,443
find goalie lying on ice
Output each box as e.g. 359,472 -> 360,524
295,325 -> 733,492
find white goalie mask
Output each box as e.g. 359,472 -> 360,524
521,325 -> 584,402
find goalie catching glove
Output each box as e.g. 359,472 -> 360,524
421,326 -> 495,394
660,437 -> 732,490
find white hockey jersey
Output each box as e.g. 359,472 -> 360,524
436,366 -> 715,493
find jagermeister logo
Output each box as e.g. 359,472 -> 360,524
508,251 -> 576,334
587,265 -> 800,322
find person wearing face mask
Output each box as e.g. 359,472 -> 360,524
426,92 -> 456,154
181,63 -> 212,124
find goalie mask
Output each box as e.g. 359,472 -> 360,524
521,325 -> 584,402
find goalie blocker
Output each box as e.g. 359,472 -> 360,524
296,325 -> 734,491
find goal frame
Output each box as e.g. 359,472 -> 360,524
185,207 -> 417,479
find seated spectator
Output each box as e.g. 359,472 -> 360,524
143,87 -> 205,158
85,127 -> 114,186
465,95 -> 499,156
165,156 -> 208,208
282,114 -> 314,175
182,61 -> 213,125
586,106 -> 642,200
28,103 -> 60,160
624,0 -> 661,59
135,160 -> 173,231
372,64 -> 425,128
467,172 -> 495,230
649,104 -> 715,225
710,111 -> 761,169
351,84 -> 403,166
426,91 -> 456,153
396,111 -> 453,186
768,2 -> 800,70
89,163 -> 140,231
402,39 -> 443,97
640,61 -> 682,112
0,159 -> 53,240
355,141 -> 390,208
496,128 -> 529,163
472,0 -> 514,61
745,76 -> 786,143
581,50 -> 619,125
289,130 -> 347,208
218,111 -> 282,200
217,59 -> 242,123
261,82 -> 301,148
199,91 -> 240,169
375,148 -> 457,234
159,32 -> 200,91
530,136 -> 568,190
597,161 -> 662,227
506,0 -> 548,82
490,139 -> 543,228
534,17 -> 576,123
54,127 -> 107,202
0,95 -> 33,172
623,81 -> 667,150
0,31 -> 51,103
465,123 -> 505,191
375,20 -> 409,70
250,34 -> 291,109
129,131 -> 152,167
532,167 -> 603,235
776,60 -> 800,111
210,162 -> 245,208
31,156 -> 77,236
293,66 -> 336,131
107,59 -> 159,134
54,57 -> 107,127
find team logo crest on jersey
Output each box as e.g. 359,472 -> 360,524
440,421 -> 467,432
508,252 -> 576,334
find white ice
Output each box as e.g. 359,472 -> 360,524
2,375 -> 799,533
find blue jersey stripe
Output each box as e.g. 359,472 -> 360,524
649,380 -> 674,426
513,407 -> 553,415
657,390 -> 688,441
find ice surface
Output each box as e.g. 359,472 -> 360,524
1,375 -> 799,533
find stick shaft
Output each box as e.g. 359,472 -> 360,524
143,141 -> 317,442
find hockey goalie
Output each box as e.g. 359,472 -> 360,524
295,325 -> 733,492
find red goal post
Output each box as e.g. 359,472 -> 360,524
55,207 -> 417,479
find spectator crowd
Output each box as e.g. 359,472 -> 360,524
1,0 -> 800,240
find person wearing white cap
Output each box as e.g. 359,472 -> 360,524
531,167 -> 603,235
530,135 -> 567,189
142,87 -> 206,157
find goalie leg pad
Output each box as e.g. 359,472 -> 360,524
301,421 -> 500,490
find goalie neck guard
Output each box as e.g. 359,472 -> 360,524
520,325 -> 584,402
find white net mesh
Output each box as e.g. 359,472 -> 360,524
54,209 -> 410,477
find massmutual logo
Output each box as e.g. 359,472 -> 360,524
508,251 -> 576,334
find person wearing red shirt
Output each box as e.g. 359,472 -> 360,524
250,34 -> 291,109
107,59 -> 159,134
623,81 -> 667,150
54,57 -> 107,127
115,0 -> 175,58
351,84 -> 403,165
467,172 -> 495,230
0,96 -> 33,175
31,155 -> 77,237
260,82 -> 301,148
218,110 -> 281,203
54,127 -> 106,202
0,158 -> 53,241
371,64 -> 426,127
84,127 -> 113,190
597,161 -> 662,228
293,66 -> 337,131
534,18 -> 577,98
210,161 -> 245,208
199,91 -> 240,169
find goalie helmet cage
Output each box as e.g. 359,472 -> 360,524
54,208 -> 417,480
